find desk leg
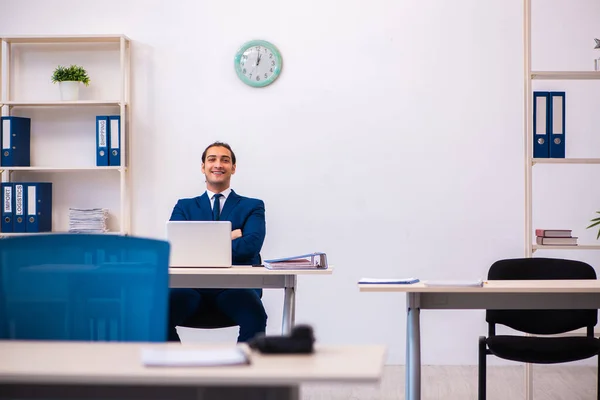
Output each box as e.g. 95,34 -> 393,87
282,275 -> 297,335
525,362 -> 533,400
406,292 -> 421,400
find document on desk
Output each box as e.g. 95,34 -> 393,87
263,252 -> 328,270
358,277 -> 420,284
141,347 -> 250,367
423,279 -> 484,287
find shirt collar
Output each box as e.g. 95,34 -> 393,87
206,188 -> 231,200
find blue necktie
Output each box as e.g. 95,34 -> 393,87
212,194 -> 223,221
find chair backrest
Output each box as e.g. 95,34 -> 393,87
0,234 -> 170,342
486,257 -> 597,335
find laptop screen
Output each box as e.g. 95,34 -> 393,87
166,221 -> 232,268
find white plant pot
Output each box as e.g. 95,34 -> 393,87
58,81 -> 81,101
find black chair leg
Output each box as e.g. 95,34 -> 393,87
479,336 -> 487,400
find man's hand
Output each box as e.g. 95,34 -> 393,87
231,229 -> 242,240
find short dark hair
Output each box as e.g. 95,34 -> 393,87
201,141 -> 236,165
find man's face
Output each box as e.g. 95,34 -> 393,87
201,146 -> 236,191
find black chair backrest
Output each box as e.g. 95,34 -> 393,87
487,258 -> 597,335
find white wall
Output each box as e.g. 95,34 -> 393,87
1,0 -> 599,365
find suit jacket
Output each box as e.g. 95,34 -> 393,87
169,190 -> 265,265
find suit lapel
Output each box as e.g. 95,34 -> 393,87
220,190 -> 241,221
195,192 -> 213,221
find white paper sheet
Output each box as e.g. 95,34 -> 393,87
141,348 -> 250,367
358,277 -> 419,284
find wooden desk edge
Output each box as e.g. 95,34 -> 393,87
169,266 -> 335,275
358,280 -> 600,293
0,342 -> 384,386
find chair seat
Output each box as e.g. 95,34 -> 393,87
486,335 -> 600,364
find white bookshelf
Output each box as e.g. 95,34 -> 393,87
531,71 -> 600,80
0,166 -> 124,172
523,2 -> 600,399
524,5 -> 600,257
0,231 -> 123,237
0,100 -> 123,107
0,35 -> 128,44
0,34 -> 131,235
532,244 -> 600,252
532,158 -> 600,164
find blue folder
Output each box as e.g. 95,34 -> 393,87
96,116 -> 109,166
13,183 -> 26,233
1,182 -> 13,232
108,115 -> 121,166
533,91 -> 550,158
549,92 -> 565,158
1,116 -> 31,166
25,182 -> 52,233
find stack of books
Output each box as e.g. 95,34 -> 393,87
68,208 -> 109,233
535,229 -> 577,246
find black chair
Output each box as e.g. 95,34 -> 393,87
478,257 -> 600,400
180,292 -> 264,330
182,307 -> 238,329
180,255 -> 263,331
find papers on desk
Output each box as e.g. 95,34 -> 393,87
358,277 -> 420,284
423,279 -> 484,287
141,347 -> 250,367
263,252 -> 328,270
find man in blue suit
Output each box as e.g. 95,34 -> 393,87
168,141 -> 267,342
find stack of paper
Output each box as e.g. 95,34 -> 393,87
68,208 -> 109,233
358,277 -> 420,284
263,252 -> 328,270
141,347 -> 250,367
423,279 -> 484,287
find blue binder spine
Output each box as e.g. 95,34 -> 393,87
96,116 -> 109,166
1,116 -> 31,167
26,182 -> 52,233
1,182 -> 13,232
549,91 -> 565,158
108,115 -> 121,166
13,182 -> 26,232
533,91 -> 550,158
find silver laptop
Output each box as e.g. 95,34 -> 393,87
166,221 -> 232,268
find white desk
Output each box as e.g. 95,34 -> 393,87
170,266 -> 333,334
359,280 -> 600,400
0,340 -> 385,400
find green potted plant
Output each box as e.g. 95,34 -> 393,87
586,211 -> 600,239
51,64 -> 90,101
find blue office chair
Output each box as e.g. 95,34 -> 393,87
0,234 -> 170,342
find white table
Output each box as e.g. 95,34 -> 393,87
359,279 -> 600,400
0,340 -> 385,400
170,266 -> 333,334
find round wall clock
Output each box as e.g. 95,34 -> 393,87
234,40 -> 282,88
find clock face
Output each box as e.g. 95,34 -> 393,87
234,40 -> 282,88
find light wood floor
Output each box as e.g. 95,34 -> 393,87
301,365 -> 597,400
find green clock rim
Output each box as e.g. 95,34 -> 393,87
234,39 -> 282,88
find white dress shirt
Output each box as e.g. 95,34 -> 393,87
206,188 -> 231,213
